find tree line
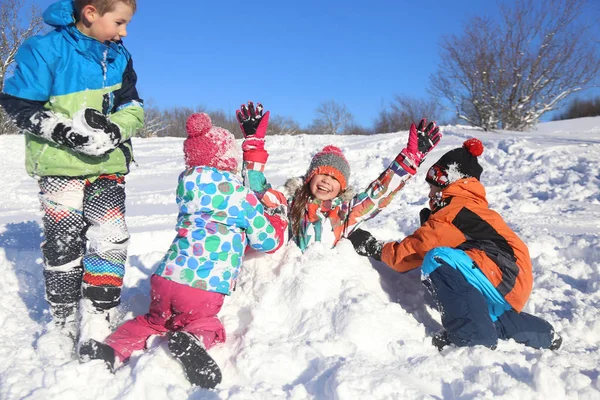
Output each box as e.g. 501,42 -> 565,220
1,0 -> 599,137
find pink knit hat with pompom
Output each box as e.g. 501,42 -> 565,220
184,113 -> 241,172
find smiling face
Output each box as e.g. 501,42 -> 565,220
76,2 -> 134,43
309,174 -> 342,201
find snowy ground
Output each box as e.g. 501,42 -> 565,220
0,117 -> 599,400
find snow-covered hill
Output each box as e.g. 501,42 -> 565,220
1,117 -> 599,399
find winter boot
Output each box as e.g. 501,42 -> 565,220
432,329 -> 452,351
550,331 -> 563,350
44,265 -> 83,342
79,339 -> 116,372
78,299 -> 113,347
167,331 -> 222,389
44,266 -> 83,319
53,308 -> 78,343
78,285 -> 121,345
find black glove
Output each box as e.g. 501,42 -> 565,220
348,228 -> 383,261
33,109 -> 120,156
49,120 -> 91,148
33,110 -> 100,155
83,108 -> 121,146
236,101 -> 265,137
419,208 -> 431,226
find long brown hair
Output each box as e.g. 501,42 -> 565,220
289,184 -> 312,239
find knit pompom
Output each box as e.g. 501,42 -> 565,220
186,113 -> 212,137
321,145 -> 344,157
463,138 -> 484,157
183,113 -> 240,172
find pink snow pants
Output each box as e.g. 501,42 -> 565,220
105,274 -> 226,361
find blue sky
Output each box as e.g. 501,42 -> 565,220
23,0 -> 600,127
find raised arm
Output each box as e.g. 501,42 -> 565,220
238,101 -> 289,209
244,189 -> 287,254
238,101 -> 270,191
344,119 -> 442,235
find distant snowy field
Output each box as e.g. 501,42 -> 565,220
0,117 -> 599,399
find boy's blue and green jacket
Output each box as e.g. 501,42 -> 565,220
0,0 -> 144,178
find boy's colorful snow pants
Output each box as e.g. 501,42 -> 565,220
105,274 -> 226,361
38,175 -> 129,319
422,247 -> 555,349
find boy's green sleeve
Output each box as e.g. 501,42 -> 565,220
111,104 -> 144,140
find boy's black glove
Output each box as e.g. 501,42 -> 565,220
419,208 -> 431,226
33,109 -> 121,156
83,108 -> 122,146
49,119 -> 91,149
348,228 -> 383,261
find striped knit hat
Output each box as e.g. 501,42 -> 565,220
304,145 -> 351,191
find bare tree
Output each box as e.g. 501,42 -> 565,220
0,105 -> 16,135
0,0 -> 44,135
268,115 -> 301,136
1,0 -> 44,91
135,99 -> 169,138
374,95 -> 445,133
160,106 -> 202,137
553,96 -> 600,120
430,0 -> 600,131
344,123 -> 374,135
309,100 -> 354,135
206,109 -> 240,138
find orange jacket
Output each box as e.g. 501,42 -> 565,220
380,178 -> 533,312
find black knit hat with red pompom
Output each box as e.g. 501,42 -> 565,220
426,138 -> 484,188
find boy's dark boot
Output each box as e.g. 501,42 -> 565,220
550,332 -> 563,350
167,331 -> 222,389
494,310 -> 561,350
78,285 -> 121,346
79,339 -> 116,372
432,329 -> 452,351
43,264 -> 83,340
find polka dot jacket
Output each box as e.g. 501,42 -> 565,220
155,166 -> 280,295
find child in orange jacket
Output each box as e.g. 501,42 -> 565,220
349,138 -> 561,351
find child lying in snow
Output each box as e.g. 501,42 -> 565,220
237,101 -> 442,252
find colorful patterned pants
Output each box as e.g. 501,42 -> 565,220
38,175 -> 129,315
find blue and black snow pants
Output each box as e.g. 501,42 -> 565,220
38,175 -> 129,321
422,247 -> 555,349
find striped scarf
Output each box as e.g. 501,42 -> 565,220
294,197 -> 348,251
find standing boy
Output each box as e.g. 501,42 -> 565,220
0,0 -> 143,347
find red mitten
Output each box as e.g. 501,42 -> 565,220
396,118 -> 442,175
